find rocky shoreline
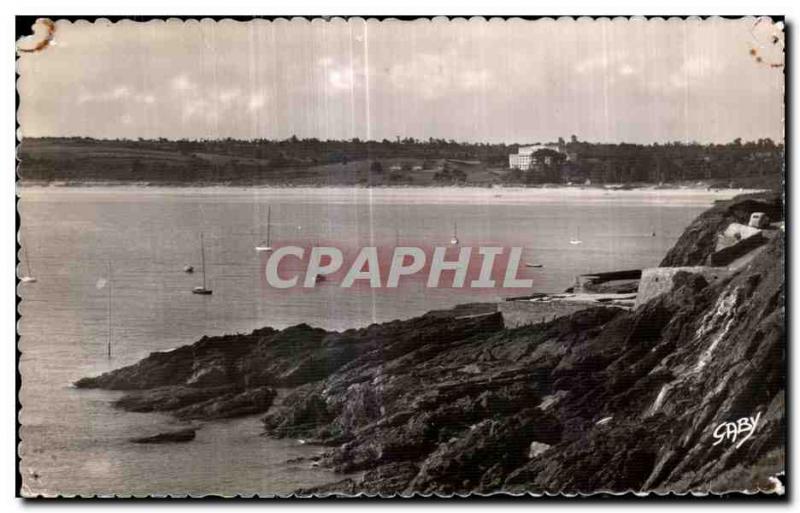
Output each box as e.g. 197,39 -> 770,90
75,192 -> 785,496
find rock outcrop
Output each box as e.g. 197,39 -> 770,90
130,428 -> 197,444
660,192 -> 783,267
78,192 -> 785,496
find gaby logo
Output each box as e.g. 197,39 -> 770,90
712,412 -> 762,449
263,245 -> 534,289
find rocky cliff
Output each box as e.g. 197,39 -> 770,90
76,193 -> 785,496
660,191 -> 783,267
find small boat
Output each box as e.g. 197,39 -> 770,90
105,261 -> 113,358
19,232 -> 36,283
183,265 -> 194,273
192,233 -> 213,295
525,263 -> 544,268
255,206 -> 274,253
569,227 -> 583,245
315,275 -> 326,283
450,222 -> 460,245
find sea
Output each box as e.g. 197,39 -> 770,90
17,185 -> 746,496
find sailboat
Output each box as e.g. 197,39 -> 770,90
19,232 -> 36,283
450,222 -> 460,245
569,227 -> 583,245
255,206 -> 274,252
106,261 -> 112,358
192,233 -> 213,295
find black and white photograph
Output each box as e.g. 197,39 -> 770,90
15,15 -> 786,498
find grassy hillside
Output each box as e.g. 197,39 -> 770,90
18,138 -> 506,186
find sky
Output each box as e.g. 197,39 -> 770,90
17,17 -> 784,144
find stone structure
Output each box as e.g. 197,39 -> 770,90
574,269 -> 641,293
634,266 -> 731,308
749,212 -> 770,228
709,222 -> 768,267
498,300 -> 596,328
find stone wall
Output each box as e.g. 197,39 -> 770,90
498,300 -> 597,328
634,266 -> 731,308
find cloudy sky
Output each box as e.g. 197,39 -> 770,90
17,17 -> 784,144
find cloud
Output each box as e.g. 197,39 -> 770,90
181,98 -> 206,120
135,94 -> 156,105
665,55 -> 727,91
247,94 -> 266,111
328,68 -> 355,90
76,85 -> 135,104
386,50 -> 495,100
317,56 -> 360,92
218,88 -> 241,104
170,75 -> 196,92
574,54 -> 609,75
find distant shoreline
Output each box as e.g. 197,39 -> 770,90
17,180 -> 767,194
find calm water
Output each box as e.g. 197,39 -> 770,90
17,186 -> 743,496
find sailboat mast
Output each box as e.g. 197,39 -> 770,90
107,261 -> 112,359
200,233 -> 207,290
266,206 -> 271,247
24,247 -> 31,277
21,233 -> 32,277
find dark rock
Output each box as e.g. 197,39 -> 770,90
295,478 -> 359,497
130,427 -> 196,444
111,385 -> 276,420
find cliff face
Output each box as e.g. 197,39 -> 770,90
289,237 -> 784,495
77,193 -> 785,496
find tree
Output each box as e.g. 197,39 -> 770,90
131,158 -> 144,178
269,152 -> 290,168
532,148 -> 566,168
433,167 -> 467,184
370,161 -> 384,174
505,167 -> 523,183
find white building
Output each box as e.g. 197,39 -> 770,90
508,144 -> 562,170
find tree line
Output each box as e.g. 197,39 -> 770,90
18,136 -> 783,187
